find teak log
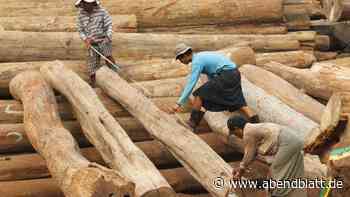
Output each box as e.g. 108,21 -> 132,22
0,133 -> 236,181
0,0 -> 283,28
239,64 -> 325,123
0,96 -> 185,124
283,4 -> 311,30
0,31 -> 299,62
141,23 -> 288,35
314,51 -> 338,61
260,62 -> 350,100
255,50 -> 316,68
0,46 -> 255,97
8,71 -> 134,197
96,67 -> 234,197
0,15 -> 137,32
318,57 -> 350,68
0,113 -> 212,154
0,161 -> 269,197
40,62 -> 175,197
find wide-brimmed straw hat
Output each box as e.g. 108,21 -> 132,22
75,0 -> 100,7
175,43 -> 192,60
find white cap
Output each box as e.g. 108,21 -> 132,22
175,43 -> 192,59
75,0 -> 100,7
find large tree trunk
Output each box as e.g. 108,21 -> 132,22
239,64 -> 325,123
0,46 -> 255,97
0,96 -> 185,124
0,0 -> 283,28
0,15 -> 137,32
204,75 -> 324,151
0,31 -> 301,62
260,62 -> 350,100
255,50 -> 316,68
0,160 -> 269,197
0,113 -> 212,154
40,62 -> 175,197
314,51 -> 338,61
96,66 -> 234,197
140,23 -> 288,35
283,4 -> 311,30
0,133 -> 236,182
0,47 -> 254,121
318,57 -> 350,68
8,71 -> 134,197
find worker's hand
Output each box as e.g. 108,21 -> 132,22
232,167 -> 245,179
168,103 -> 182,114
85,38 -> 93,48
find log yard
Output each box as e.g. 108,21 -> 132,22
1,0 -> 350,197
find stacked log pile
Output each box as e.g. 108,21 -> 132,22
0,0 -> 350,197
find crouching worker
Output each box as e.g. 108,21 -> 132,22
169,43 -> 259,131
228,115 -> 307,197
75,0 -> 117,86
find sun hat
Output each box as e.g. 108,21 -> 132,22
175,43 -> 192,60
75,0 -> 100,7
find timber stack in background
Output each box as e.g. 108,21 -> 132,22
0,0 -> 350,196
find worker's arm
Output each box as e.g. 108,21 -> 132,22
240,132 -> 258,169
77,12 -> 88,41
177,63 -> 203,106
103,10 -> 113,41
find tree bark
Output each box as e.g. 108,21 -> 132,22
8,71 -> 134,197
40,62 -> 175,197
0,133 -> 236,182
0,160 -> 269,197
0,31 -> 299,62
96,66 -> 234,197
255,50 -> 316,68
0,0 -> 283,28
0,15 -> 137,32
239,64 -> 325,123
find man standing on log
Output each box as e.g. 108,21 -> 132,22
228,115 -> 306,197
75,0 -> 116,86
170,43 -> 259,131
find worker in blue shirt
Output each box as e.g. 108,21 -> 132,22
170,43 -> 259,131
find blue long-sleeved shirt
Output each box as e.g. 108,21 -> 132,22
177,51 -> 237,106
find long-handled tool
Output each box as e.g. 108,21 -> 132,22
90,45 -> 152,97
90,46 -> 189,126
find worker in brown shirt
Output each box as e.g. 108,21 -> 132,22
227,115 -> 306,197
